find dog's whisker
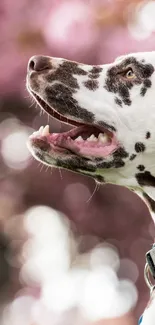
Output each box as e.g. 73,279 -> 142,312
59,168 -> 63,180
86,182 -> 99,204
39,164 -> 45,172
45,166 -> 50,173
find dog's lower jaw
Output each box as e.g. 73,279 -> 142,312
27,136 -> 155,226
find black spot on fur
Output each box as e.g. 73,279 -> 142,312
105,78 -> 117,93
113,147 -> 129,158
88,73 -> 100,79
90,67 -> 103,74
97,158 -> 125,169
105,75 -> 131,106
146,131 -> 151,139
137,165 -> 145,171
88,66 -> 102,80
115,97 -> 122,107
46,68 -> 79,90
96,161 -> 113,169
130,154 -> 136,161
140,87 -> 147,96
61,61 -> 88,76
136,171 -> 155,187
144,79 -> 152,88
56,156 -> 97,176
135,142 -> 145,153
114,160 -> 125,168
118,84 -> 130,99
84,79 -> 99,91
99,147 -> 129,169
143,193 -> 155,213
45,84 -> 94,123
46,61 -> 88,91
123,98 -> 132,106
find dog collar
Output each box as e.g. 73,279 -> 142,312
138,244 -> 155,324
145,244 -> 155,291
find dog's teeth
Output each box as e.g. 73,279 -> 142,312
33,131 -> 39,136
39,126 -> 44,134
98,133 -> 108,143
42,125 -> 50,136
88,134 -> 98,142
76,136 -> 83,141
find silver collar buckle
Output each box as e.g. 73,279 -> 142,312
145,245 -> 155,293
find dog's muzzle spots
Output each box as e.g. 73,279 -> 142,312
135,142 -> 145,153
56,157 -> 97,176
45,84 -> 95,124
46,68 -> 79,90
83,79 -> 99,91
87,66 -> 102,80
96,147 -> 129,170
96,148 -> 127,169
88,73 -> 100,79
90,66 -> 103,74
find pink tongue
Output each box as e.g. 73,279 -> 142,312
68,140 -> 118,157
51,135 -> 118,158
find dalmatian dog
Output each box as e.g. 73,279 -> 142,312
26,52 -> 155,221
27,52 -> 155,323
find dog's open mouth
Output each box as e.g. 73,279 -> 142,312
29,93 -> 119,158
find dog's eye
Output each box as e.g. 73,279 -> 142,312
125,68 -> 135,79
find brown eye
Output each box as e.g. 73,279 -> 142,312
125,68 -> 135,79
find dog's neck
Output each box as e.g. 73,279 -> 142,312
98,154 -> 155,222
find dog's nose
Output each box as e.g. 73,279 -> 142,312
28,55 -> 51,72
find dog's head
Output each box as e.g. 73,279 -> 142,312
26,52 -> 155,195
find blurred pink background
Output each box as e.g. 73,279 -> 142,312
0,0 -> 155,323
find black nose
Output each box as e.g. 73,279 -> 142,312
28,55 -> 51,72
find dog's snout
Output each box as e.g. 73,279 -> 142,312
28,55 -> 51,72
